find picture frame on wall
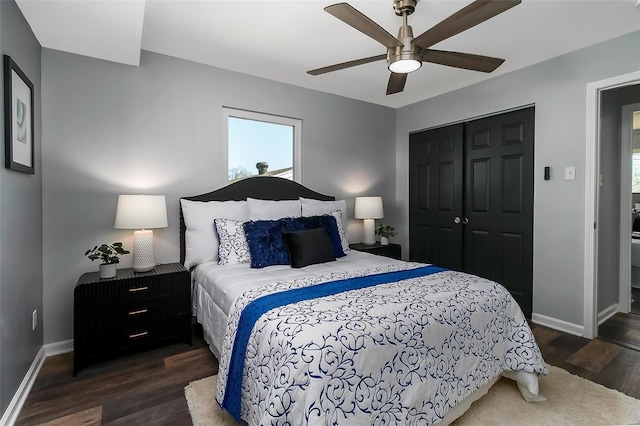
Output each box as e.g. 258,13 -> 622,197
4,55 -> 34,174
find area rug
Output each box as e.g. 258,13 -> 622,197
184,366 -> 640,425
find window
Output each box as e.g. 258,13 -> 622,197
223,108 -> 301,183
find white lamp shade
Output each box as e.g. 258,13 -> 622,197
354,196 -> 384,219
114,195 -> 168,229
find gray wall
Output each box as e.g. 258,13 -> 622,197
0,0 -> 42,415
41,49 -> 396,344
598,85 -> 640,313
395,31 -> 640,328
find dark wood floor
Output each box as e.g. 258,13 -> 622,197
16,326 -> 218,426
599,311 -> 640,351
15,323 -> 640,425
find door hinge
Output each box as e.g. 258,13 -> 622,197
594,222 -> 597,229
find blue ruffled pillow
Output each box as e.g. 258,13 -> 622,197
243,215 -> 345,268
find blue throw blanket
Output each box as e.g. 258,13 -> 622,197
221,265 -> 447,419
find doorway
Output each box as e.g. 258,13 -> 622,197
595,83 -> 640,349
624,104 -> 640,316
584,71 -> 640,339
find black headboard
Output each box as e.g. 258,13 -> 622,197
179,176 -> 335,265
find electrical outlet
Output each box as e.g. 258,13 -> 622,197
32,310 -> 37,331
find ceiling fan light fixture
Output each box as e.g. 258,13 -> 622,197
388,54 -> 422,73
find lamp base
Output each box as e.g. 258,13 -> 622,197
132,229 -> 156,272
362,219 -> 376,246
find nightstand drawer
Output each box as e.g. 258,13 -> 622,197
76,278 -> 188,303
123,293 -> 190,320
74,313 -> 191,364
119,313 -> 191,346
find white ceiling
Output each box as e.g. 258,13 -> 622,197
16,0 -> 640,108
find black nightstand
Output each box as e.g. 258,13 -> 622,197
349,242 -> 402,260
73,263 -> 191,375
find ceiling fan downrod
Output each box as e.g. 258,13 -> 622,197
388,0 -> 422,73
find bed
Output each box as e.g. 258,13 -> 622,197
180,176 -> 547,425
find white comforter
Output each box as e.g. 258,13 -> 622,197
214,259 -> 547,425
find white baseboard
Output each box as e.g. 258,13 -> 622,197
597,303 -> 619,325
44,339 -> 73,356
531,313 -> 584,337
0,346 -> 46,426
0,340 -> 74,425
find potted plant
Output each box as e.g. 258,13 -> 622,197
85,242 -> 130,279
376,224 -> 397,246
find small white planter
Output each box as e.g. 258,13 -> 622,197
380,236 -> 390,246
99,263 -> 117,279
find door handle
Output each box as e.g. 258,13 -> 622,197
454,216 -> 461,224
462,218 -> 469,225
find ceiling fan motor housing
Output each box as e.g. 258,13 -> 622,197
387,24 -> 422,72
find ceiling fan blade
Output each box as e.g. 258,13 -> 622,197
413,0 -> 520,49
422,49 -> 504,73
325,3 -> 403,49
308,54 -> 386,76
386,72 -> 407,95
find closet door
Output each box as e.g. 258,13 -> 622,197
464,107 -> 534,317
409,123 -> 464,270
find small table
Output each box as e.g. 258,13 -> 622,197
349,242 -> 402,260
73,263 -> 191,375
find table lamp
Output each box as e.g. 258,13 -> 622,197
354,196 -> 384,246
114,194 -> 168,272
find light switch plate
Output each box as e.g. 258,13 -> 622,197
564,166 -> 576,180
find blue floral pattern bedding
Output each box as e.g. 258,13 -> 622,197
216,262 -> 547,425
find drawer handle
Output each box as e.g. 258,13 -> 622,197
128,331 -> 148,339
128,308 -> 148,316
128,286 -> 148,292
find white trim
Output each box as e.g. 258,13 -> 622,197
584,71 -> 640,339
531,313 -> 584,337
584,79 -> 599,339
44,339 -> 73,356
598,303 -> 619,325
619,103 -> 640,314
0,346 -> 46,426
222,107 -> 302,183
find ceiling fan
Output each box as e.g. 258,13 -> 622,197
308,0 -> 520,95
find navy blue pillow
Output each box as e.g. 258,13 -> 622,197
243,215 -> 345,268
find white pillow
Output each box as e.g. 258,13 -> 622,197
328,210 -> 350,253
180,199 -> 249,269
214,218 -> 251,265
300,198 -> 348,228
247,198 -> 302,220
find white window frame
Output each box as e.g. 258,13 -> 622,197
223,107 -> 302,183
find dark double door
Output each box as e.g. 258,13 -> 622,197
409,107 -> 534,317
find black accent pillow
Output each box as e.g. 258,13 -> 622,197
284,228 -> 336,268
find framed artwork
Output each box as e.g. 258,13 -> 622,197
4,55 -> 34,174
